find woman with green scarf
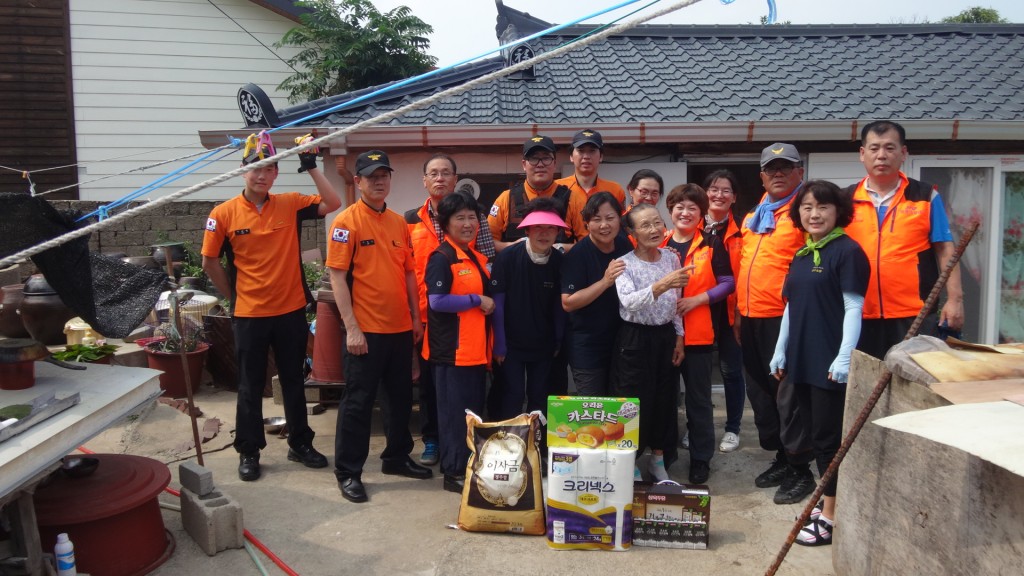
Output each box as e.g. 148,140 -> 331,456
768,179 -> 869,547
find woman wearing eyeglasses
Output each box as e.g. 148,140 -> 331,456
700,170 -> 747,455
626,169 -> 664,209
611,203 -> 693,482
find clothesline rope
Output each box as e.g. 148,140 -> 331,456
0,0 -> 705,270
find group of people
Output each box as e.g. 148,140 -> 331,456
200,121 -> 964,549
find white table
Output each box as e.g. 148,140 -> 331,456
0,362 -> 162,575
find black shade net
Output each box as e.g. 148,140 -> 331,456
0,193 -> 168,338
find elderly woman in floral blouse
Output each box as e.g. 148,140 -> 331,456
611,203 -> 693,482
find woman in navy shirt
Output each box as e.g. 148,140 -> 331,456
769,180 -> 870,546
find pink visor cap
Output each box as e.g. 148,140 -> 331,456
517,210 -> 570,230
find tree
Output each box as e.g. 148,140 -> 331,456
275,0 -> 437,104
940,6 -> 1008,23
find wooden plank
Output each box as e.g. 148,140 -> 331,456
910,350 -> 1024,382
928,378 -> 1024,405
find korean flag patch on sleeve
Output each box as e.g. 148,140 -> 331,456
205,218 -> 217,232
332,228 -> 350,243
488,204 -> 500,217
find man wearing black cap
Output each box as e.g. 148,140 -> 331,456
202,137 -> 340,482
325,149 -> 432,503
555,129 -> 626,207
735,142 -> 814,505
487,135 -> 588,253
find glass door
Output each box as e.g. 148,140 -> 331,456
999,171 -> 1024,343
913,162 -> 994,343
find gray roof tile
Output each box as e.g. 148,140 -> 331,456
270,24 -> 1024,128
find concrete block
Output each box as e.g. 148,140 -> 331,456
180,487 -> 244,556
178,461 -> 214,496
307,403 -> 325,415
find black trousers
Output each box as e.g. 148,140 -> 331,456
334,331 -> 414,479
680,345 -> 715,463
740,315 -> 789,455
233,309 -> 313,454
857,313 -> 938,360
611,321 -> 679,468
793,382 -> 846,497
434,363 -> 487,477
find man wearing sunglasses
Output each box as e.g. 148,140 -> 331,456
736,142 -> 814,506
487,135 -> 588,253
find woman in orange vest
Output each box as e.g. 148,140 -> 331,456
663,184 -> 735,484
701,170 -> 746,454
424,191 -> 495,494
769,180 -> 869,546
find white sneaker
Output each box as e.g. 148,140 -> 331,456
680,432 -> 690,450
648,457 -> 669,482
719,432 -> 740,453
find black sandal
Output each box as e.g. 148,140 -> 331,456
795,517 -> 833,547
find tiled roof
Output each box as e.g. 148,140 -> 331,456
279,23 -> 1024,127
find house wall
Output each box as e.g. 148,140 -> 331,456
69,0 -> 308,202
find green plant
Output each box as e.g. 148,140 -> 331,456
275,0 -> 436,103
52,343 -> 120,363
147,320 -> 207,353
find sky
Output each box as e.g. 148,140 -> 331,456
368,0 -> 1024,67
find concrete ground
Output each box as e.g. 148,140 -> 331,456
83,382 -> 834,576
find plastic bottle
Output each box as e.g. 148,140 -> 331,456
55,533 -> 76,576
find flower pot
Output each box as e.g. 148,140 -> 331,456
20,275 -> 76,345
150,243 -> 186,266
0,284 -> 30,338
145,343 -> 209,398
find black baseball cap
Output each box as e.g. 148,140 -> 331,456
522,135 -> 556,157
572,129 -> 603,149
355,150 -> 393,176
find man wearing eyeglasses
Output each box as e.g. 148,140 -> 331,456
555,129 -> 627,207
405,153 -> 497,467
487,135 -> 588,253
736,143 -> 814,506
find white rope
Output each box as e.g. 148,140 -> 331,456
0,0 -> 703,270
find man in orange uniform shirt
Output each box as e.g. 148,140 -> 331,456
327,150 -> 432,504
202,139 -> 340,482
554,129 -> 627,207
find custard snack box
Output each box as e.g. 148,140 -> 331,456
547,396 -> 639,451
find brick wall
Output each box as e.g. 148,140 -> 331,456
48,200 -> 328,259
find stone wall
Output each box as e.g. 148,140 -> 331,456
48,200 -> 328,259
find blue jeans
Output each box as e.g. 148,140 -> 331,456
716,319 -> 746,435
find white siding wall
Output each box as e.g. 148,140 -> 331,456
70,0 -> 311,201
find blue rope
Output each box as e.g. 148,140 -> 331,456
267,0 -> 655,132
720,0 -> 776,24
76,147 -> 237,222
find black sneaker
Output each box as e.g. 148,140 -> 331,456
287,444 -> 328,468
774,468 -> 816,504
755,459 -> 789,488
689,460 -> 710,484
238,452 -> 261,481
